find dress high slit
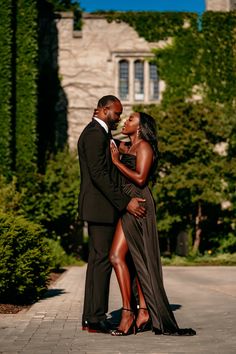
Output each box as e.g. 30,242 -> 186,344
120,154 -> 180,333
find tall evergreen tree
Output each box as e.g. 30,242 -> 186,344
15,0 -> 38,184
0,0 -> 13,178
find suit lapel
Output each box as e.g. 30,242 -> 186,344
92,119 -> 109,140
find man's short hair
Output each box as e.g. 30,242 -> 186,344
97,95 -> 120,108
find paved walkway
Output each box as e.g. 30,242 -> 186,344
0,266 -> 235,354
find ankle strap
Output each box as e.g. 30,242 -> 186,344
122,307 -> 133,312
138,307 -> 148,310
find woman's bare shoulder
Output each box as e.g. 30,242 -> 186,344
138,140 -> 152,151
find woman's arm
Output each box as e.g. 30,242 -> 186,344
110,140 -> 153,187
112,140 -> 130,154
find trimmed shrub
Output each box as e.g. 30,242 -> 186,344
218,232 -> 236,254
0,149 -> 82,261
0,175 -> 23,215
0,213 -> 50,304
21,149 -> 81,253
47,238 -> 83,270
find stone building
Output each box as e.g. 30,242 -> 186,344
56,1 -> 236,148
206,0 -> 236,11
56,13 -> 166,149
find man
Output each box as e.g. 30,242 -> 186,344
78,95 -> 145,333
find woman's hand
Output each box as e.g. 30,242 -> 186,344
119,141 -> 130,154
110,141 -> 120,164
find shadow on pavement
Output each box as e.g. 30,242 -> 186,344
170,304 -> 182,311
109,308 -> 122,325
42,289 -> 66,299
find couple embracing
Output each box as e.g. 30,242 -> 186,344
78,95 -> 196,336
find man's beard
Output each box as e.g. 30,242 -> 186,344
107,115 -> 118,130
109,121 -> 118,130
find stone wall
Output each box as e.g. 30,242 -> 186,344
56,13 -> 164,149
206,0 -> 236,11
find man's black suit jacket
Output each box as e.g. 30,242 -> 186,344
78,119 -> 131,224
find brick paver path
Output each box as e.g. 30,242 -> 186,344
0,266 -> 235,353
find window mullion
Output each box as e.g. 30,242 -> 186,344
129,59 -> 134,103
144,60 -> 149,103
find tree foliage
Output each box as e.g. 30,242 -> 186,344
0,1 -> 13,178
136,101 -> 234,253
15,0 -> 38,185
113,10 -> 236,254
46,0 -> 82,29
19,149 -> 81,253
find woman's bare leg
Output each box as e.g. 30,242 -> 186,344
109,219 -> 134,332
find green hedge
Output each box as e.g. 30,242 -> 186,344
15,0 -> 38,184
0,1 -> 12,177
0,213 -> 50,304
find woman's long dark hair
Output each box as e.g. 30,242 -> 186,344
138,112 -> 158,185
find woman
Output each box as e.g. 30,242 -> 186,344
109,111 -> 196,336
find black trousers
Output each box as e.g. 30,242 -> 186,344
82,222 -> 116,323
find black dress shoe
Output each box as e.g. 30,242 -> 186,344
87,319 -> 112,334
82,320 -> 89,331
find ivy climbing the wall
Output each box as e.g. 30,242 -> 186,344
202,11 -> 236,104
103,10 -> 236,106
103,11 -> 198,41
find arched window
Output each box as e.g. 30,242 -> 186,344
119,60 -> 129,100
149,62 -> 159,100
134,60 -> 144,101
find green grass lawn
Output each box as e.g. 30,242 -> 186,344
161,253 -> 236,266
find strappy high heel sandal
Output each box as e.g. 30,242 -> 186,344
111,308 -> 137,336
136,307 -> 152,333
